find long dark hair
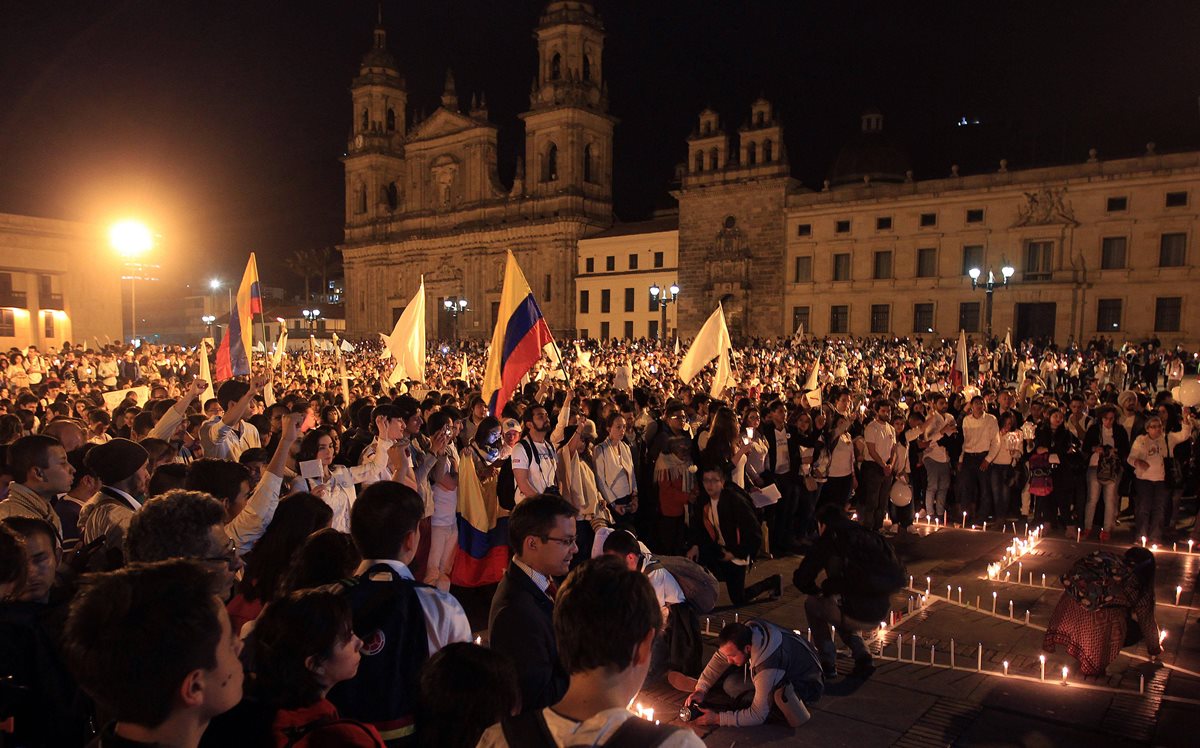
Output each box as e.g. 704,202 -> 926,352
252,589 -> 354,709
1124,546 -> 1156,595
280,528 -> 361,595
239,492 -> 334,602
418,643 -> 518,748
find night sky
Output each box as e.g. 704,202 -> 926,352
1,0 -> 1198,294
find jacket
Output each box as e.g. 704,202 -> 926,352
761,422 -> 801,480
792,516 -> 891,623
487,561 -> 568,713
686,485 -> 761,564
1081,422 -> 1131,462
0,483 -> 64,540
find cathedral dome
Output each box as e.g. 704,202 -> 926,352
830,110 -> 910,187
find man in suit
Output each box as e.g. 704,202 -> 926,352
686,462 -> 781,607
761,400 -> 802,554
488,493 -> 577,712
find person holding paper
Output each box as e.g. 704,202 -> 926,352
293,416 -> 399,533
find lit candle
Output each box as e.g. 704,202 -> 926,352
963,511 -> 968,527
1018,561 -> 1023,580
1041,573 -> 1046,587
957,586 -> 963,605
947,584 -> 952,600
1003,660 -> 1009,676
1141,535 -> 1147,546
1039,654 -> 1045,681
1159,629 -> 1167,647
910,575 -> 914,590
912,634 -> 917,661
950,638 -> 956,669
931,645 -> 936,665
734,612 -> 739,623
1009,600 -> 1014,619
992,591 -> 998,615
474,635 -> 482,645
1061,666 -> 1068,683
977,643 -> 982,671
935,517 -> 940,528
1005,571 -> 1010,582
943,510 -> 948,526
807,627 -> 812,642
1177,586 -> 1183,606
983,521 -> 987,533
1025,610 -> 1030,626
1190,539 -> 1195,554
1076,528 -> 1081,543
897,636 -> 902,661
705,617 -> 711,634
1173,543 -> 1177,552
926,576 -> 932,595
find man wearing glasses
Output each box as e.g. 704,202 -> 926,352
488,493 -> 578,713
124,489 -> 243,600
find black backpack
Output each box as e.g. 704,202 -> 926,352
496,456 -> 517,510
501,709 -> 680,748
839,524 -> 906,596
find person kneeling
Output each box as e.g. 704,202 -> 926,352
684,620 -> 823,728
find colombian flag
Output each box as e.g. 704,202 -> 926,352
481,251 -> 555,416
216,253 -> 263,380
450,449 -> 509,588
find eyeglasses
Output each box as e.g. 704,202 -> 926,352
541,535 -> 578,549
202,543 -> 239,569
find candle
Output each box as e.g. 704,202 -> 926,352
977,643 -> 982,671
1018,561 -> 1022,580
1141,535 -> 1147,546
1173,543 -> 1177,552
1004,571 -> 1010,582
947,584 -> 952,600
474,635 -> 482,645
1025,610 -> 1030,626
1041,573 -> 1046,587
912,634 -> 917,661
957,586 -> 963,605
976,594 -> 980,609
931,645 -> 936,665
963,511 -> 968,527
992,591 -> 997,615
1177,586 -> 1183,606
943,510 -> 948,526
705,617 -> 711,634
1061,666 -> 1068,683
1003,660 -> 1009,676
1190,539 -> 1195,554
1009,600 -> 1014,619
1076,528 -> 1081,543
926,576 -> 931,595
897,637 -> 902,660
1159,629 -> 1167,647
1039,655 -> 1045,681
983,521 -> 987,533
950,638 -> 955,669
935,518 -> 939,528
807,627 -> 812,642
735,612 -> 740,623
1140,674 -> 1145,694
909,574 -> 914,590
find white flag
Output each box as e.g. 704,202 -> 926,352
574,342 -> 593,371
673,336 -> 680,356
793,321 -> 805,341
197,339 -> 215,404
460,354 -> 470,384
340,338 -> 354,353
383,277 -> 426,384
803,346 -> 824,407
1003,328 -> 1012,350
679,303 -> 732,385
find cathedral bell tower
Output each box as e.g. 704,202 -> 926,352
519,1 -> 614,209
344,14 -> 407,227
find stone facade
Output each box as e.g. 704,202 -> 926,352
574,215 -> 678,341
341,1 -> 613,340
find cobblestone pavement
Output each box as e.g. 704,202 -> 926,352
628,522 -> 1200,747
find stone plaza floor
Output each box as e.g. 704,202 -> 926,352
627,522 -> 1200,747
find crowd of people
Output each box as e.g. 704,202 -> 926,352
0,330 -> 1196,746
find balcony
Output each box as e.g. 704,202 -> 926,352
0,290 -> 28,308
41,293 -> 64,310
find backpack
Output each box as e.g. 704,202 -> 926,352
501,709 -> 680,748
1028,452 -> 1054,497
1096,447 -> 1123,484
1061,551 -> 1134,610
647,555 -> 720,614
839,523 -> 906,597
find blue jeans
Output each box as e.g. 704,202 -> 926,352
923,458 -> 951,517
989,464 -> 1017,520
1134,478 -> 1169,544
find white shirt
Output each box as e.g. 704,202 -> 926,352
922,411 -> 954,463
593,439 -> 635,503
512,556 -> 554,598
430,444 -> 459,528
772,426 -> 791,473
477,706 -> 704,748
863,420 -> 897,466
200,415 -> 261,462
960,412 -> 1001,462
354,559 -> 471,654
511,437 -> 557,502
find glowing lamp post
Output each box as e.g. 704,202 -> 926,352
968,261 -> 1015,339
109,220 -> 154,343
442,296 -> 469,340
302,308 -> 321,332
649,282 -> 680,345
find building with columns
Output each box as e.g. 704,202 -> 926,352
340,1 -> 614,340
674,106 -> 1200,347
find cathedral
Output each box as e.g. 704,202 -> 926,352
340,1 -> 614,340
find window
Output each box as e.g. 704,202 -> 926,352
649,320 -> 659,339
582,55 -> 591,81
585,257 -> 594,273
583,144 -> 594,183
43,313 -> 54,339
961,245 -> 984,275
1024,241 -> 1053,281
605,256 -> 615,272
649,292 -> 659,312
794,256 -> 812,283
544,275 -> 552,301
653,251 -> 664,268
579,328 -> 589,339
917,248 -> 938,277
386,108 -> 396,131
913,303 -> 935,333
958,302 -> 981,333
1155,297 -> 1182,332
835,219 -> 851,234
1106,196 -> 1127,212
600,289 -> 610,313
355,184 -> 367,214
709,148 -> 719,170
694,151 -> 704,173
830,305 -> 849,333
792,306 -> 810,334
746,142 -> 757,166
876,216 -> 892,231
833,253 -> 851,281
1160,233 -> 1186,266
796,223 -> 812,237
966,208 -> 984,223
360,109 -> 368,132
551,53 -> 562,80
628,253 -> 639,270
919,212 -> 937,227
38,274 -> 52,296
1100,237 -> 1127,269
623,321 -> 634,339
624,288 -> 634,313
1166,191 -> 1188,208
870,304 -> 890,333
544,144 -> 558,181
0,309 -> 13,337
1097,299 -> 1122,330
873,250 -> 893,279
600,321 -> 610,339
579,290 -> 589,313
763,140 -> 773,162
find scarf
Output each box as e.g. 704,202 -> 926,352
654,451 -> 695,495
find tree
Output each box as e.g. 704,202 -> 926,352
285,248 -> 318,304
311,246 -> 342,303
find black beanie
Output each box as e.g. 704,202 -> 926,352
85,438 -> 149,486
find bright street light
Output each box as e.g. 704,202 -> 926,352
968,267 -> 982,280
209,278 -> 222,290
1001,264 -> 1015,279
109,220 -> 154,258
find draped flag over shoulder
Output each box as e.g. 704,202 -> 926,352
678,302 -> 732,387
384,277 -> 426,385
215,254 -> 262,380
450,450 -> 508,587
951,329 -> 969,391
481,251 -> 555,415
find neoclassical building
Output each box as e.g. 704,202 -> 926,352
674,108 -> 1200,346
340,1 -> 614,340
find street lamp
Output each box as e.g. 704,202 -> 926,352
301,308 -> 321,332
202,314 -> 216,337
649,282 -> 680,344
210,278 -> 233,319
968,261 -> 1015,338
442,296 -> 469,340
109,220 -> 154,344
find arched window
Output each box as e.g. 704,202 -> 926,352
694,151 -> 704,173
385,182 -> 398,210
545,143 -> 558,182
386,108 -> 396,131
582,55 -> 592,81
550,53 -> 562,80
360,108 -> 369,132
746,142 -> 757,166
355,183 -> 367,214
755,111 -> 764,126
763,139 -> 773,163
709,147 -> 719,170
583,144 -> 594,182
